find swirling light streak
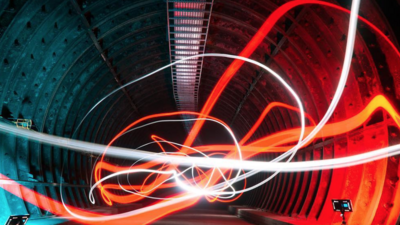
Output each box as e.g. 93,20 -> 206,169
91,0 -> 360,208
78,0 -> 359,209
107,117 -> 245,200
91,49 -> 308,207
116,130 -> 246,201
1,0 -> 400,224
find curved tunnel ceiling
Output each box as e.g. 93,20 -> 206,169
0,0 -> 398,144
1,0 -> 400,224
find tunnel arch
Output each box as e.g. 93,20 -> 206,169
0,0 -> 400,224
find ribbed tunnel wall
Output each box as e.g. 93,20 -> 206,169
0,0 -> 178,222
1,0 -> 400,224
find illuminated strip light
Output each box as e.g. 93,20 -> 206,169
167,0 -> 214,114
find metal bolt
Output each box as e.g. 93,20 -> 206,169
389,176 -> 399,185
384,203 -> 394,209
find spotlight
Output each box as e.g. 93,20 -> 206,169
4,215 -> 29,225
332,199 -> 352,224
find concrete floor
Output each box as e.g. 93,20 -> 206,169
58,206 -> 253,225
151,209 -> 253,225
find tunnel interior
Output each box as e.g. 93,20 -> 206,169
1,0 -> 400,224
